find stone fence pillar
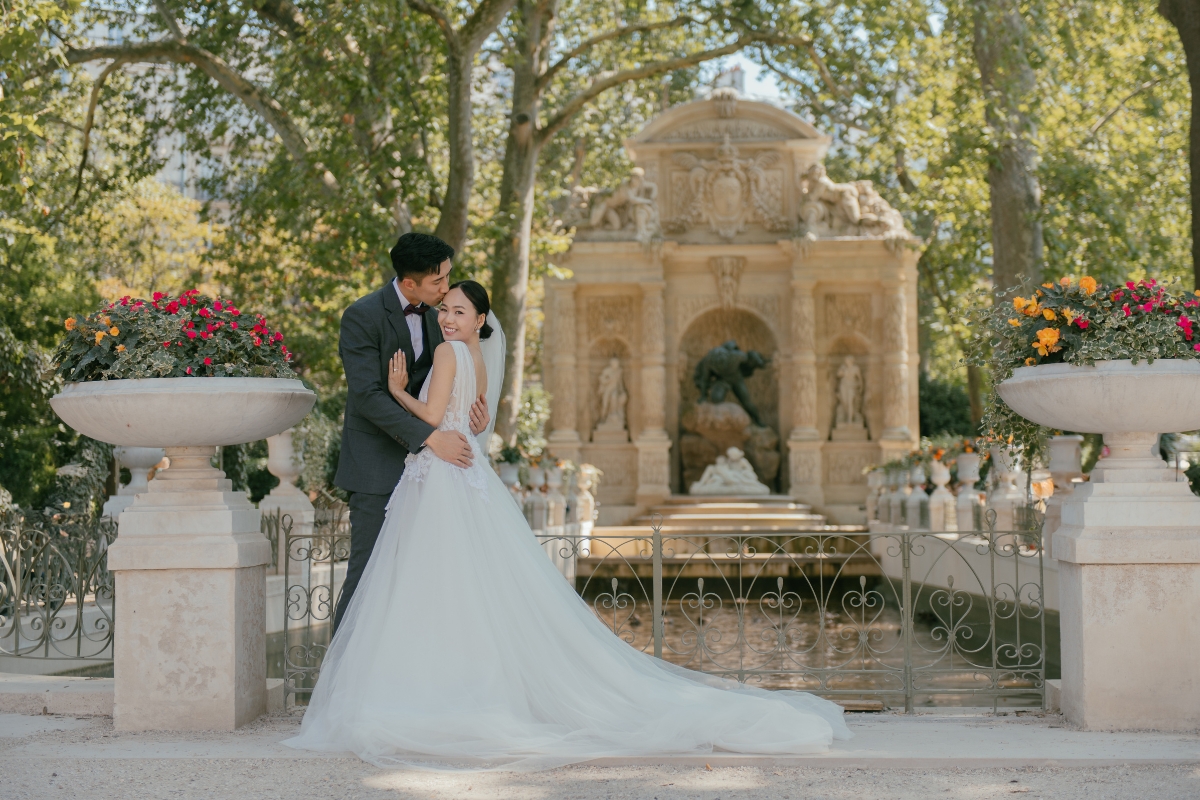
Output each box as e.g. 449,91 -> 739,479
259,428 -> 314,577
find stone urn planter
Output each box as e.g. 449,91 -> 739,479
51,377 -> 315,731
996,359 -> 1200,731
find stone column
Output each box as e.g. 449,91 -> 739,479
545,284 -> 582,464
635,282 -> 671,506
880,282 -> 913,449
787,279 -> 823,506
108,446 -> 270,730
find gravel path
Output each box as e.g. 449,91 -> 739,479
6,759 -> 1200,800
4,712 -> 1199,799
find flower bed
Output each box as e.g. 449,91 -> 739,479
55,290 -> 294,381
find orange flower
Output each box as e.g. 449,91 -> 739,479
1022,301 -> 1041,317
64,317 -> 76,331
101,316 -> 112,326
1059,276 -> 1071,287
1061,307 -> 1077,324
94,331 -> 106,345
1042,282 -> 1054,289
1080,276 -> 1098,295
109,327 -> 119,336
1032,327 -> 1061,356
1042,308 -> 1056,320
1013,296 -> 1029,311
1008,318 -> 1021,326
1025,357 -> 1037,365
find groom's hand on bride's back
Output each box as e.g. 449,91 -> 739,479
425,430 -> 474,467
468,394 -> 489,436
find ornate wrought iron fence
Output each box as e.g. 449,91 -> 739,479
280,498 -> 350,704
0,511 -> 117,664
540,516 -> 1046,712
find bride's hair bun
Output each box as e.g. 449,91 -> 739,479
450,279 -> 493,340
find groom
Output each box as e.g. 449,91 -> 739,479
332,232 -> 489,632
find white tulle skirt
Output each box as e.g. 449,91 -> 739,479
283,457 -> 852,771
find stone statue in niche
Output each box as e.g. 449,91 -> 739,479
709,256 -> 744,309
587,167 -> 660,244
831,356 -> 868,441
689,447 -> 770,496
693,340 -> 770,427
668,135 -> 787,238
592,358 -> 629,443
798,163 -> 907,240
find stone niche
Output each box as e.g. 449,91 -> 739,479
545,89 -> 921,525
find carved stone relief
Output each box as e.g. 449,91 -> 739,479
789,447 -> 821,485
666,135 -> 789,238
586,296 -> 635,341
824,294 -> 874,339
797,163 -> 908,239
709,256 -> 744,309
823,448 -> 875,485
661,119 -> 793,142
593,358 -> 629,442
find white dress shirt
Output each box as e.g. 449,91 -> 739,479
393,279 -> 425,362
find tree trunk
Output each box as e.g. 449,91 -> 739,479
433,50 -> 474,254
966,364 -> 984,430
1160,0 -> 1200,289
491,0 -> 553,443
971,0 -> 1043,295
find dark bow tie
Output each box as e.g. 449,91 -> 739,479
403,303 -> 430,316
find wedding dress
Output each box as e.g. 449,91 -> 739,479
285,339 -> 851,770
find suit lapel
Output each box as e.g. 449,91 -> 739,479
382,280 -> 416,368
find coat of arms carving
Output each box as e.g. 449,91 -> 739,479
666,135 -> 789,238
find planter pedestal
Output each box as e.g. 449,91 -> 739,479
108,446 -> 271,731
1054,433 -> 1200,731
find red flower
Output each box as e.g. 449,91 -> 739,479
1122,304 -> 1131,317
153,292 -> 165,302
186,330 -> 198,339
203,357 -> 212,365
186,366 -> 193,375
253,336 -> 262,346
162,341 -> 170,347
200,331 -> 210,340
1143,302 -> 1153,313
214,301 -> 223,311
166,301 -> 180,314
198,307 -> 211,318
231,322 -> 238,329
272,332 -> 283,343
1076,318 -> 1089,330
231,309 -> 240,316
206,323 -> 215,332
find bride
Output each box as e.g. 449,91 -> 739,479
285,280 -> 852,770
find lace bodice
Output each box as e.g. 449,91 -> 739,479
400,340 -> 488,496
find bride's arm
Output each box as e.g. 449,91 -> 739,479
388,343 -> 457,427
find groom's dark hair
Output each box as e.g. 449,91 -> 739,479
390,232 -> 455,282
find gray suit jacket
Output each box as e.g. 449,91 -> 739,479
334,283 -> 444,495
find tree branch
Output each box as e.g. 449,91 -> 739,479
153,0 -> 186,39
538,35 -> 779,143
72,58 -> 128,203
1087,78 -> 1162,139
461,0 -> 519,54
537,17 -> 695,92
65,41 -> 338,195
406,0 -> 461,53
